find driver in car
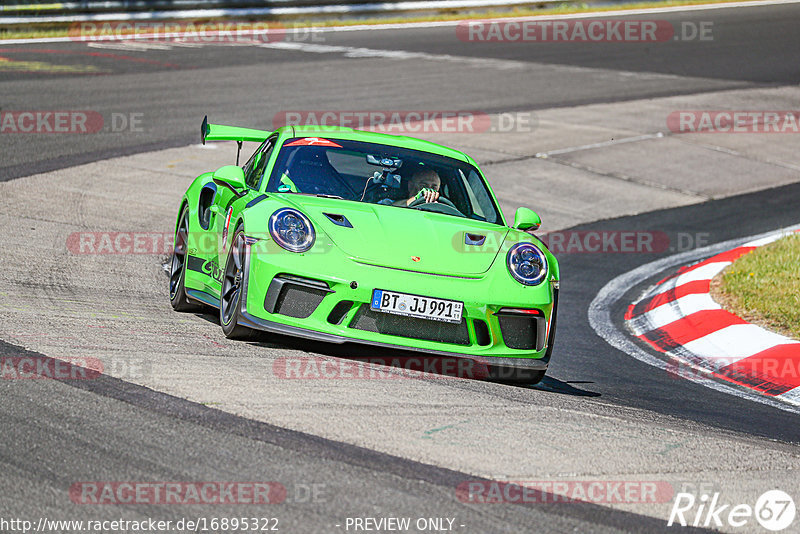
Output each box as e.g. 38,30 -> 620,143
395,168 -> 441,206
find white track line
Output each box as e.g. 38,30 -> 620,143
2,0 -> 800,45
535,133 -> 664,159
256,41 -> 531,70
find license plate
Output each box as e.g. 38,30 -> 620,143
370,289 -> 463,324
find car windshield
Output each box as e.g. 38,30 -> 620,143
265,137 -> 502,224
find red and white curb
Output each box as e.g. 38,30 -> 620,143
589,225 -> 800,413
626,231 -> 800,405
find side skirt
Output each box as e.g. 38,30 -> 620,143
186,288 -> 220,309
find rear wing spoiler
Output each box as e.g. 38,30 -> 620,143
200,115 -> 272,165
200,115 -> 271,144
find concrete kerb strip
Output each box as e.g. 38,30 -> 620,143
590,224 -> 800,414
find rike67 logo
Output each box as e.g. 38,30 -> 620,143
668,490 -> 796,531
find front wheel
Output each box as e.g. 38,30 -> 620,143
169,206 -> 203,312
220,229 -> 257,339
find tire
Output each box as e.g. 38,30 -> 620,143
220,228 -> 257,339
169,205 -> 204,312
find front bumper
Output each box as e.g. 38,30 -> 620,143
238,237 -> 557,368
238,311 -> 549,370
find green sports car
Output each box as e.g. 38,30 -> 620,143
169,118 -> 559,383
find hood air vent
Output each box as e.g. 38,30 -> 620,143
324,213 -> 353,228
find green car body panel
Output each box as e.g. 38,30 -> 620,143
173,121 -> 560,369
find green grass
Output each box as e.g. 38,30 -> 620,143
718,234 -> 800,340
0,0 -> 757,41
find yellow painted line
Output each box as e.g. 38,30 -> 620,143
0,56 -> 105,73
1,3 -> 65,11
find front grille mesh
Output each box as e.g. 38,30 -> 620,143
349,305 -> 470,345
274,285 -> 327,319
498,315 -> 537,350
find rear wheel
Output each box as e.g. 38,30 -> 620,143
169,206 -> 203,312
220,229 -> 257,339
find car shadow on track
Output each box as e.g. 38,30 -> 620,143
527,377 -> 600,397
193,311 -> 601,397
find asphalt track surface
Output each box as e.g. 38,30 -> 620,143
2,2 -> 800,180
2,3 -> 800,533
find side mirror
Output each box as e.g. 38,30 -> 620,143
513,207 -> 541,231
212,165 -> 246,195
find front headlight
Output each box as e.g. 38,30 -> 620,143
269,208 -> 315,252
507,242 -> 547,286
